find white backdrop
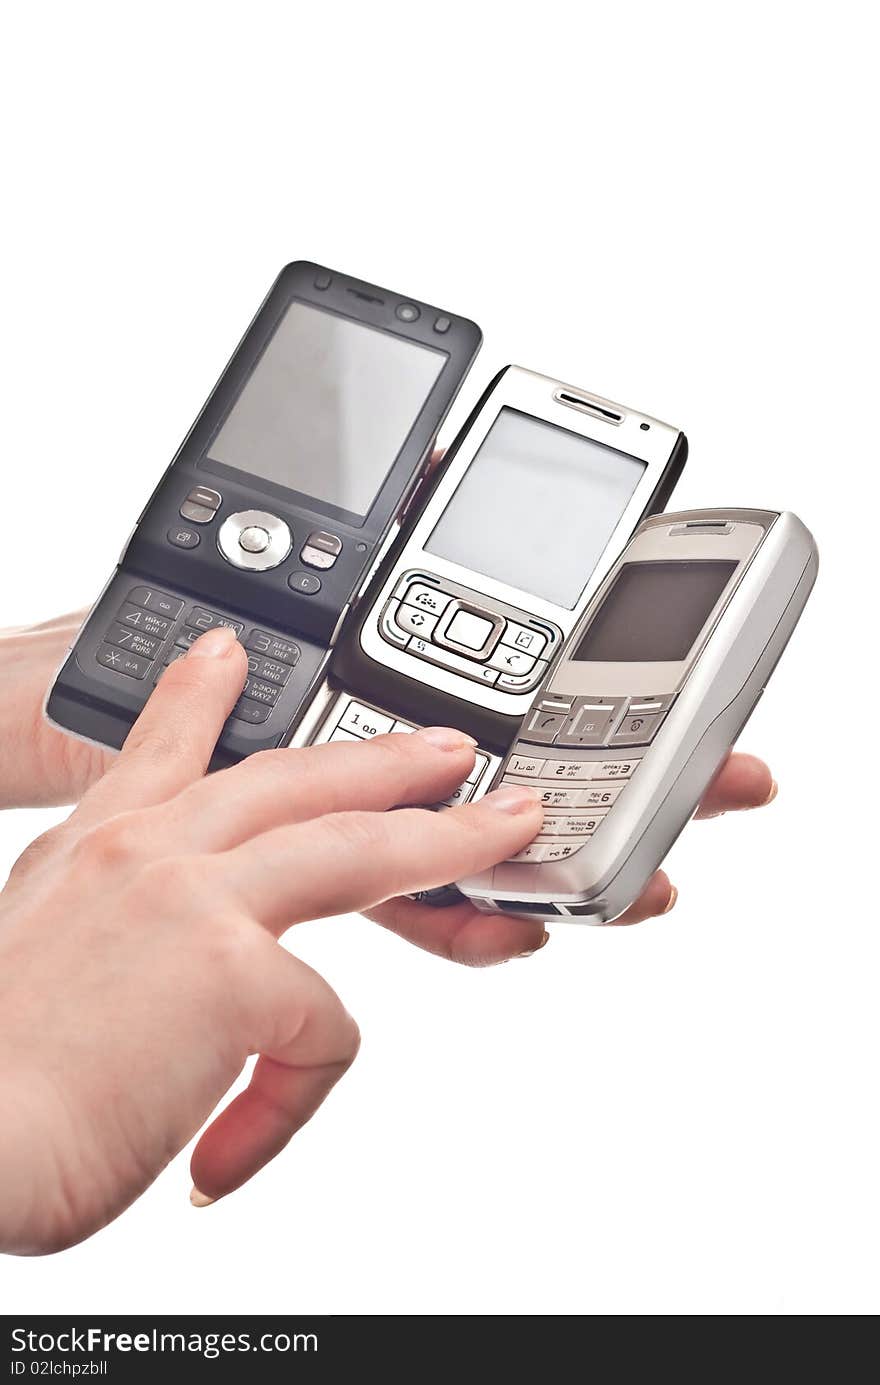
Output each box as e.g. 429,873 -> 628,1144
0,1 -> 876,1316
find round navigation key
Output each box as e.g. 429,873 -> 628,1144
288,571 -> 321,595
167,526 -> 200,549
217,510 -> 292,572
239,525 -> 271,554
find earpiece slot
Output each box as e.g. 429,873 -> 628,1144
554,389 -> 624,425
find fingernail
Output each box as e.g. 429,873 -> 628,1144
661,885 -> 678,915
518,930 -> 550,958
416,726 -> 478,751
188,627 -> 237,659
760,779 -> 779,807
189,1185 -> 215,1207
484,784 -> 542,814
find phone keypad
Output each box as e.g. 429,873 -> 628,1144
96,585 -> 301,731
496,690 -> 676,863
321,698 -> 491,810
377,572 -> 558,695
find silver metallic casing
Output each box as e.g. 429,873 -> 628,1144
458,508 -> 818,923
354,367 -> 684,719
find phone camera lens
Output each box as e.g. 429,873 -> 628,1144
396,303 -> 420,323
640,422 -> 650,431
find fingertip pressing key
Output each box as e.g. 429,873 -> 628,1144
483,784 -> 542,814
415,726 -> 478,752
187,626 -> 240,659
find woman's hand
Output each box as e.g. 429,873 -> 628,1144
0,627 -> 547,1254
0,610 -> 113,808
0,623 -> 777,1255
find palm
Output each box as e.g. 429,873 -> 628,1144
0,611 -> 114,808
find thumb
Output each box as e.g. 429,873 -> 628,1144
189,940 -> 360,1206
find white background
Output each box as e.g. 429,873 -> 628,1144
0,1 -> 876,1316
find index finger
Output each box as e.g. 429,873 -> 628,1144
73,627 -> 247,826
214,784 -> 544,937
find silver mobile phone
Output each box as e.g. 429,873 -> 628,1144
457,508 -> 818,923
291,367 -> 688,860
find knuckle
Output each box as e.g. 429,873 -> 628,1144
131,853 -> 208,909
323,810 -> 391,857
8,824 -> 69,880
337,1012 -> 362,1068
68,813 -> 144,871
121,722 -> 186,764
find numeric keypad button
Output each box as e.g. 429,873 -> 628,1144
246,655 -> 291,686
127,587 -> 184,619
339,703 -> 395,738
543,760 -> 601,781
187,607 -> 244,636
117,602 -> 174,639
592,759 -> 640,780
244,631 -> 301,665
104,623 -> 163,659
508,754 -> 547,777
96,644 -> 151,679
241,677 -> 280,707
508,840 -> 585,864
538,813 -> 608,838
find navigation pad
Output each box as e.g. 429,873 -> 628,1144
377,572 -> 560,694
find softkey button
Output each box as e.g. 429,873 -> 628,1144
245,631 -> 301,665
246,655 -> 291,687
488,646 -> 536,676
395,603 -> 439,639
301,531 -> 342,570
500,621 -> 549,658
231,699 -> 272,725
104,623 -> 163,660
241,677 -> 280,707
117,602 -> 174,639
96,644 -> 151,679
525,708 -> 568,744
168,525 -> 201,548
400,582 -> 451,618
178,502 -> 216,525
610,712 -> 666,746
496,660 -> 548,693
127,587 -> 184,619
187,486 -> 222,511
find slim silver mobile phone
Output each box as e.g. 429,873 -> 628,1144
291,367 -> 688,856
457,508 -> 818,923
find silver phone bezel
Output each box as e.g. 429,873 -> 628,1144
358,366 -> 683,717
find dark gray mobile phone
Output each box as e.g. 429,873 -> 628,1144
46,262 -> 481,763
